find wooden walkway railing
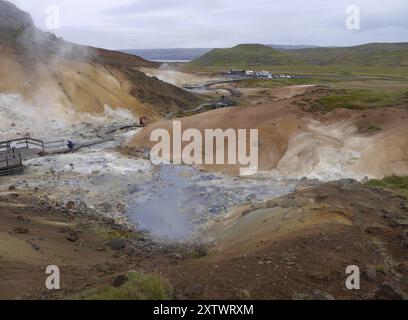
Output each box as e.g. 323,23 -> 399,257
0,138 -> 45,176
0,152 -> 23,176
0,124 -> 141,176
0,138 -> 45,153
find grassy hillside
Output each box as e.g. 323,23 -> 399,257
289,43 -> 408,67
188,43 -> 408,76
191,44 -> 287,66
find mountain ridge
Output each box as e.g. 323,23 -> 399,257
188,42 -> 408,70
122,45 -> 319,61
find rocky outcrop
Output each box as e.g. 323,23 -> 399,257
0,0 -> 34,31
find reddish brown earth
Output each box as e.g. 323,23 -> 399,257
154,180 -> 408,300
1,181 -> 407,300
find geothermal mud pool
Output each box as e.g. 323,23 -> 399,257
1,126 -> 298,242
127,165 -> 297,241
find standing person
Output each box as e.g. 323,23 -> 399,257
10,141 -> 17,154
67,140 -> 75,151
139,116 -> 145,127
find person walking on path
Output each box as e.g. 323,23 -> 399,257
9,141 -> 17,157
67,140 -> 75,151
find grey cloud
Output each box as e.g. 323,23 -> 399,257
8,0 -> 408,49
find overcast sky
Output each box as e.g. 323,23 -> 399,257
10,0 -> 408,49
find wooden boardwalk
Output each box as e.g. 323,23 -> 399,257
0,123 -> 141,176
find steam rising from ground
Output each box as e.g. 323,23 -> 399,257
0,93 -> 136,141
274,120 -> 370,181
127,166 -> 296,241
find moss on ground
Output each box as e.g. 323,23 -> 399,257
76,271 -> 172,300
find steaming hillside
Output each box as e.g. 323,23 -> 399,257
0,0 -> 200,123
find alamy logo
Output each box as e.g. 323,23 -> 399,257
345,5 -> 360,30
45,5 -> 60,31
345,265 -> 360,290
150,121 -> 259,176
45,265 -> 60,290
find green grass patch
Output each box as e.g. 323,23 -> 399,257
91,224 -> 135,241
365,176 -> 408,198
365,176 -> 408,191
191,246 -> 209,259
315,89 -> 407,111
366,123 -> 382,133
76,271 -> 172,300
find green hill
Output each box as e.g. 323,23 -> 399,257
188,43 -> 408,76
289,43 -> 408,67
190,44 -> 287,67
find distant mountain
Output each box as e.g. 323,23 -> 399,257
122,45 -> 319,62
268,44 -> 319,50
188,43 -> 408,69
122,48 -> 212,61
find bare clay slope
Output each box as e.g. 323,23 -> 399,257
128,87 -> 408,179
0,0 -> 200,119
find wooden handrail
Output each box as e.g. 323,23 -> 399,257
0,137 -> 44,144
0,152 -> 22,162
0,137 -> 45,152
0,138 -> 45,177
0,152 -> 23,175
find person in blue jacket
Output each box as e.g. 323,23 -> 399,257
67,140 -> 75,151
